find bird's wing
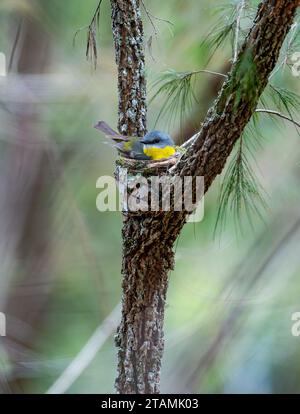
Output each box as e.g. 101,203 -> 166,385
94,121 -> 149,158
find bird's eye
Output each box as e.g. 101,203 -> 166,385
153,138 -> 160,144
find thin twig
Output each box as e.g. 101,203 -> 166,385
74,0 -> 104,48
141,0 -> 173,37
255,108 -> 300,129
192,69 -> 227,78
73,25 -> 89,47
180,107 -> 300,154
233,0 -> 247,63
91,0 -> 103,24
46,304 -> 121,394
85,0 -> 103,69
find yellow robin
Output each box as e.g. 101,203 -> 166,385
94,121 -> 176,161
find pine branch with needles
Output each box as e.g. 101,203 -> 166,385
149,4 -> 300,234
214,121 -> 267,235
149,69 -> 227,135
150,63 -> 300,233
199,1 -> 257,64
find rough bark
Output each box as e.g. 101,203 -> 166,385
112,0 -> 299,394
111,0 -> 147,137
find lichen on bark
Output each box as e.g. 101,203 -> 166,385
110,0 -> 147,137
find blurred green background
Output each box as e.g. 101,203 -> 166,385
0,0 -> 300,394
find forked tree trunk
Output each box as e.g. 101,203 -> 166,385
110,0 -> 300,394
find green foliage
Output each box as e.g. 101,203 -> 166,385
268,85 -> 300,119
149,1 -> 259,131
199,5 -> 236,64
215,80 -> 300,235
149,69 -> 199,135
149,67 -> 227,138
214,120 -> 267,236
259,84 -> 300,134
199,0 -> 257,65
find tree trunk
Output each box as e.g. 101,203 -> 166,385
115,212 -> 178,393
110,0 -> 147,137
111,0 -> 299,394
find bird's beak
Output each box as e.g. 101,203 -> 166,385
140,139 -> 147,144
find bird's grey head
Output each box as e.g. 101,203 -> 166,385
140,131 -> 174,148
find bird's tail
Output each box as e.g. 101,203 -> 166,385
94,121 -> 128,142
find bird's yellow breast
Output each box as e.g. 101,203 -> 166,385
143,146 -> 176,160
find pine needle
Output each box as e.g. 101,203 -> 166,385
199,5 -> 236,65
260,84 -> 300,135
214,123 -> 267,237
200,1 -> 255,65
149,69 -> 226,138
215,82 -> 300,236
149,69 -> 198,137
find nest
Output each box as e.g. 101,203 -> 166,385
115,152 -> 180,176
114,153 -> 181,217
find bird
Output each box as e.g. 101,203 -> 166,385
94,121 -> 176,161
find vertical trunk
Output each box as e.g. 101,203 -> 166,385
111,0 -> 172,394
110,0 -> 147,137
115,213 -> 174,394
